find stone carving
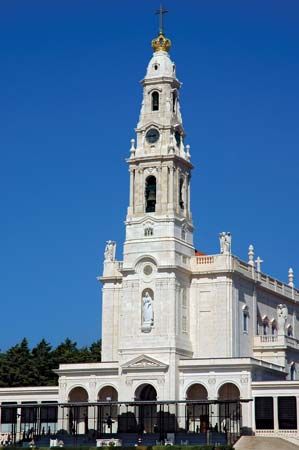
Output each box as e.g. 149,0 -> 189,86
277,304 -> 288,335
219,232 -> 232,254
208,377 -> 216,384
132,360 -> 158,368
104,240 -> 116,262
142,291 -> 154,326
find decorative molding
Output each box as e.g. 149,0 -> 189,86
208,377 -> 216,385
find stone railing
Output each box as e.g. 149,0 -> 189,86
196,256 -> 215,265
253,334 -> 299,350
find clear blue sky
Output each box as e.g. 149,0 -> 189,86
0,1 -> 299,351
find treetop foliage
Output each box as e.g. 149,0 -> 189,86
0,338 -> 101,387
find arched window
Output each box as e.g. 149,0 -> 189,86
172,91 -> 177,113
290,362 -> 296,381
179,177 -> 184,209
271,319 -> 277,335
243,305 -> 249,333
144,227 -> 153,236
145,176 -> 156,213
287,324 -> 293,337
152,91 -> 159,111
262,316 -> 269,335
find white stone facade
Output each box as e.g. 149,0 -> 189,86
1,32 -> 299,438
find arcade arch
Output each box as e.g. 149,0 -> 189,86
218,383 -> 241,435
68,387 -> 89,435
97,386 -> 118,434
186,383 -> 209,433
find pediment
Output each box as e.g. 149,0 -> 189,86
122,355 -> 168,372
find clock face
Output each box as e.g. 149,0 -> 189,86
146,128 -> 160,144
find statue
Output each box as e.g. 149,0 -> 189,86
277,304 -> 288,335
104,240 -> 116,262
142,291 -> 154,326
219,232 -> 232,254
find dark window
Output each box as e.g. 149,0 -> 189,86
40,403 -> 58,423
172,91 -> 176,113
255,397 -> 274,430
179,178 -> 184,209
145,176 -> 156,213
278,397 -> 297,429
1,403 -> 17,424
21,403 -> 37,424
152,92 -> 159,111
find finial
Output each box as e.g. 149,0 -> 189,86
255,256 -> 263,273
130,138 -> 136,155
248,244 -> 255,267
152,5 -> 171,52
288,267 -> 294,288
155,4 -> 168,35
186,144 -> 191,161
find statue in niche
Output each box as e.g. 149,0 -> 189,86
142,291 -> 154,327
104,240 -> 116,262
219,232 -> 232,254
277,304 -> 288,335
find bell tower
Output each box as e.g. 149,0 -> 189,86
124,31 -> 194,269
101,24 -> 195,392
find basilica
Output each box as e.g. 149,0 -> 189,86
0,26 -> 299,448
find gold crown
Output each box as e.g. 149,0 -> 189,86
151,32 -> 171,53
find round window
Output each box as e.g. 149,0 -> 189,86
143,265 -> 153,276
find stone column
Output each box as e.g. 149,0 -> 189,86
161,164 -> 168,211
273,396 -> 279,432
175,167 -> 180,213
156,166 -> 161,213
168,165 -> 174,211
16,407 -> 21,443
187,175 -> 191,217
129,168 -> 134,211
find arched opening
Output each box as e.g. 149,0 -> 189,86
135,384 -> 157,433
97,386 -> 118,434
218,383 -> 241,437
290,362 -> 296,381
186,384 -> 209,433
262,316 -> 269,335
145,176 -> 156,213
271,319 -> 277,335
68,387 -> 89,435
242,306 -> 249,333
172,91 -> 177,113
152,91 -> 159,111
287,324 -> 293,337
179,177 -> 184,209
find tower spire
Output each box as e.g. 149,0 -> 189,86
152,6 -> 171,53
155,4 -> 168,35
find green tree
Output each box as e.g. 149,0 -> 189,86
31,339 -> 56,386
89,340 -> 101,362
53,338 -> 82,365
0,338 -> 38,387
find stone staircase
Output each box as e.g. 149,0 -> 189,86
234,436 -> 299,449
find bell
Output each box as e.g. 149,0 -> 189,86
147,190 -> 156,201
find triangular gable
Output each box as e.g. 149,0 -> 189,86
122,354 -> 168,372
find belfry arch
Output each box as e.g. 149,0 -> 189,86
145,176 -> 156,213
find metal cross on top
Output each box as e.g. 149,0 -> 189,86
155,4 -> 168,35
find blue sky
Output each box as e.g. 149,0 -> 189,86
0,1 -> 299,350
